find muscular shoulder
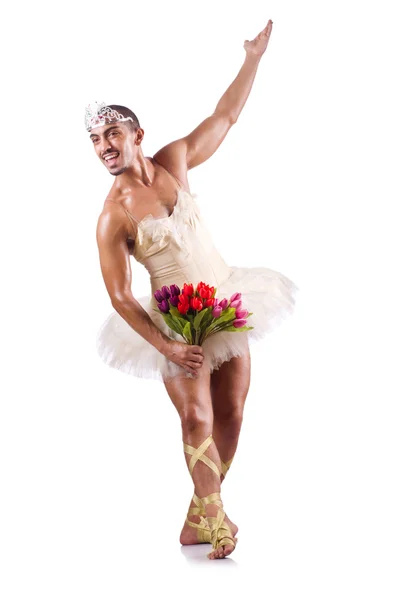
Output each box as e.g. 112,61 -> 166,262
96,200 -> 134,246
153,139 -> 189,188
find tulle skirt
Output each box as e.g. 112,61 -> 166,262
95,265 -> 299,383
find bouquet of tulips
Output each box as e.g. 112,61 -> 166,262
153,281 -> 253,345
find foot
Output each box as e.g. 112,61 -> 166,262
205,502 -> 238,560
180,510 -> 238,545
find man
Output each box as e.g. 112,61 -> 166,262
90,21 -> 273,560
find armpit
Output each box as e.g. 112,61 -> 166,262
126,237 -> 135,255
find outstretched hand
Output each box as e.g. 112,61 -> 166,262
243,19 -> 273,58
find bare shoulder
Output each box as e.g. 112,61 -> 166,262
153,138 -> 189,188
96,199 -> 134,246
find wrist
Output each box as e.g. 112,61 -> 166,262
157,335 -> 172,356
244,52 -> 262,67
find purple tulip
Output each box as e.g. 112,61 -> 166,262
158,299 -> 170,313
212,305 -> 223,318
235,308 -> 249,319
169,295 -> 179,307
230,299 -> 242,310
230,292 -> 241,303
213,298 -> 219,307
154,289 -> 164,303
233,318 -> 247,328
170,284 -> 180,297
161,285 -> 171,300
219,298 -> 228,310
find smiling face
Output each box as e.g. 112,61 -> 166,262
89,122 -> 142,176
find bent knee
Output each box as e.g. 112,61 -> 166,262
180,404 -> 212,435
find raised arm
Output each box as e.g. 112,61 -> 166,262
153,20 -> 273,175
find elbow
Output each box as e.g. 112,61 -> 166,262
111,293 -> 135,311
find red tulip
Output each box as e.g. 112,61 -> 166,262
178,293 -> 190,305
191,296 -> 203,311
204,297 -> 215,308
178,302 -> 189,314
177,294 -> 189,314
197,281 -> 215,299
182,283 -> 194,296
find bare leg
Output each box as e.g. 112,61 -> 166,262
164,364 -> 237,559
179,345 -> 250,544
211,342 -> 251,476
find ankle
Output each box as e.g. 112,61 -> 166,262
205,503 -> 222,518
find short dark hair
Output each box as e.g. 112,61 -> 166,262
108,104 -> 140,132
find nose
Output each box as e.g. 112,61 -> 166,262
99,139 -> 113,158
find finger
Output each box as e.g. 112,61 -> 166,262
188,353 -> 203,363
191,345 -> 203,353
187,358 -> 203,367
259,24 -> 271,38
191,348 -> 204,357
186,366 -> 199,376
187,356 -> 203,366
186,361 -> 202,370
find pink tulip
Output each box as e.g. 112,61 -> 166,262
212,305 -> 223,318
230,299 -> 242,310
230,292 -> 241,303
219,298 -> 228,309
233,319 -> 247,328
235,308 -> 249,319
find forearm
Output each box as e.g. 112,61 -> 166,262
215,53 -> 262,122
112,296 -> 170,355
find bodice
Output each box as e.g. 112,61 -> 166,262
130,188 -> 232,302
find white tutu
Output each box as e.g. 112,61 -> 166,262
96,264 -> 299,383
96,184 -> 299,383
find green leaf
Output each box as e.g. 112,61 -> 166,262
183,320 -> 193,344
162,313 -> 183,334
207,307 -> 236,331
193,308 -> 209,331
169,306 -> 186,321
169,307 -> 190,329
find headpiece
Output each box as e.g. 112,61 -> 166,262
85,101 -> 135,132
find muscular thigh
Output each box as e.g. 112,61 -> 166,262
163,362 -> 213,422
210,341 -> 251,417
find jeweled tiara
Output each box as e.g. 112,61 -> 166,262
85,101 -> 135,132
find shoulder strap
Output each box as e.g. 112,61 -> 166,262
152,157 -> 183,190
106,199 -> 139,225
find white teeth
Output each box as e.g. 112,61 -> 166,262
105,153 -> 118,161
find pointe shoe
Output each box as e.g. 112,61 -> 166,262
200,491 -> 236,558
185,493 -> 211,543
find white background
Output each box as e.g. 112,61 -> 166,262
1,0 -> 396,598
